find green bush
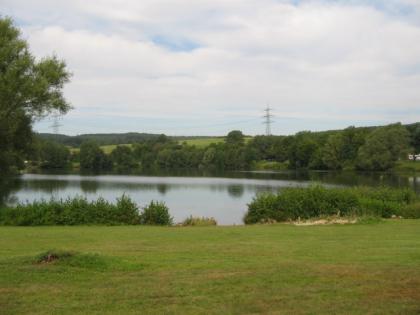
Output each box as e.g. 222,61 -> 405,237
397,202 -> 420,219
356,198 -> 401,218
115,195 -> 140,225
245,185 -> 359,224
0,195 -> 162,226
182,216 -> 217,226
140,201 -> 173,226
278,185 -> 359,219
244,193 -> 281,224
244,185 -> 418,224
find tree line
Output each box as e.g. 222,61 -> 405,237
31,123 -> 419,172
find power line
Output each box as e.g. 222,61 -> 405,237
139,117 -> 261,132
263,105 -> 274,136
50,112 -> 62,135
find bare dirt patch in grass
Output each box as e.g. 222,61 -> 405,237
292,217 -> 357,226
35,250 -> 75,264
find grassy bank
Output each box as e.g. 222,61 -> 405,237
395,161 -> 420,172
1,222 -> 420,314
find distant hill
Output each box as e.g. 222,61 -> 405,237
37,122 -> 419,150
36,132 -> 221,147
37,132 -> 163,147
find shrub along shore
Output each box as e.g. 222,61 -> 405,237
245,185 -> 420,223
0,196 -> 173,226
0,185 -> 419,226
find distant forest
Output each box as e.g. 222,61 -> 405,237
30,122 -> 420,173
38,122 -> 419,149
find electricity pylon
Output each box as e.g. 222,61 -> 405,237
263,106 -> 274,136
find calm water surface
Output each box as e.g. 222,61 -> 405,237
1,171 -> 419,225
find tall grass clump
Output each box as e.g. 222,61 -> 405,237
139,201 -> 173,226
182,216 -> 217,226
244,185 -> 419,224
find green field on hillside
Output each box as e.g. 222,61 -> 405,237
179,137 -> 252,148
69,144 -> 132,154
1,221 -> 419,314
99,144 -> 132,154
178,137 -> 226,147
69,137 -> 253,153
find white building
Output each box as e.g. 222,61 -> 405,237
408,154 -> 420,161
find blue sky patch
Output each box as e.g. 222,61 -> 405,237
151,35 -> 201,52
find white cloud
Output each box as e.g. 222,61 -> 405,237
2,0 -> 420,135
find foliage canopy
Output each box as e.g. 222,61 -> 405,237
0,17 -> 71,173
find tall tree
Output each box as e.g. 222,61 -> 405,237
226,130 -> 245,146
288,132 -> 318,168
356,123 -> 410,171
408,123 -> 420,153
0,17 -> 71,173
322,134 -> 345,170
111,145 -> 137,171
80,141 -> 111,171
39,140 -> 71,169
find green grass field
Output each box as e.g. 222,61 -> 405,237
178,137 -> 226,147
179,137 -> 252,148
69,144 -> 132,154
395,161 -> 420,172
1,221 -> 420,314
68,137 -> 254,153
99,144 -> 132,154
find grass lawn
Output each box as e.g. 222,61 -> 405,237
1,221 -> 420,314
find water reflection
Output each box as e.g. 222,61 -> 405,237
227,185 -> 244,198
80,180 -> 99,193
305,171 -> 417,189
1,170 -> 418,225
0,177 -> 22,206
157,184 -> 168,195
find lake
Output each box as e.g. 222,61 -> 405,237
1,170 -> 419,225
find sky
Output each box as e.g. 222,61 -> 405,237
2,0 -> 420,136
